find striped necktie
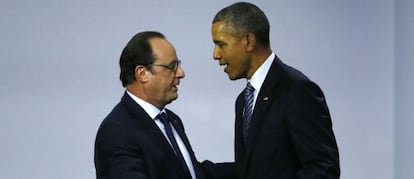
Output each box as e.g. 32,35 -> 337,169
242,82 -> 255,145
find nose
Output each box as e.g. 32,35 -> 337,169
176,65 -> 185,78
213,46 -> 221,60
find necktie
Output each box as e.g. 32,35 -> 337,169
242,82 -> 255,145
158,112 -> 191,177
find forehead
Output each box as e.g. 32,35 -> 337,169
212,22 -> 240,42
149,38 -> 177,62
212,22 -> 228,37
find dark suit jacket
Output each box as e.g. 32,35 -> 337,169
94,92 -> 207,179
234,56 -> 340,179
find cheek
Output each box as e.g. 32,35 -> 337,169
226,47 -> 243,61
161,75 -> 176,90
229,53 -> 244,67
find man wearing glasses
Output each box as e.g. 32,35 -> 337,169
94,31 -> 212,179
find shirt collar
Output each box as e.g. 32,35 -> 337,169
126,90 -> 164,120
248,52 -> 275,91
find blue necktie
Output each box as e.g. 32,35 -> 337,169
158,112 -> 191,177
243,82 -> 255,145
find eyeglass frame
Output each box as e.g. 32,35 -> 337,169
146,59 -> 182,71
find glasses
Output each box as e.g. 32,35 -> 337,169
147,60 -> 182,71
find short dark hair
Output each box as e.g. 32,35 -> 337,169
213,2 -> 270,47
119,31 -> 165,87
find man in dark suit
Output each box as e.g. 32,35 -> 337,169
211,2 -> 340,179
94,31 -> 208,179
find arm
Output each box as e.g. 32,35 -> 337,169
200,160 -> 237,179
287,80 -> 340,179
107,146 -> 148,179
95,123 -> 148,179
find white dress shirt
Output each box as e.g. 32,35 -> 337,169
248,52 -> 275,109
126,91 -> 197,179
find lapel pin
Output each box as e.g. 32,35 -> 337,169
263,97 -> 269,101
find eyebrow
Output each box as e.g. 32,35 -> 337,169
213,40 -> 225,45
170,58 -> 179,62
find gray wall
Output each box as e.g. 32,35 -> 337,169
395,0 -> 414,178
0,0 -> 403,178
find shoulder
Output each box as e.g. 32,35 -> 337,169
267,59 -> 326,101
272,60 -> 321,91
96,99 -> 147,141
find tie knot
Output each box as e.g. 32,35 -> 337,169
245,82 -> 254,93
157,112 -> 169,125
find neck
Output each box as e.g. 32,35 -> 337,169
247,48 -> 272,79
126,85 -> 165,109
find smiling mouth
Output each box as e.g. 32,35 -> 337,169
173,83 -> 180,88
219,64 -> 229,73
171,86 -> 178,92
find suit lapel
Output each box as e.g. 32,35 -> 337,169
235,92 -> 246,152
165,110 -> 196,179
235,93 -> 250,176
166,110 -> 189,149
242,56 -> 284,169
120,93 -> 190,179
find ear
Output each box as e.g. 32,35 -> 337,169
134,65 -> 149,83
244,33 -> 257,51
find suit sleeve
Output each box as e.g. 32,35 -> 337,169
168,111 -> 238,179
95,123 -> 148,179
200,161 -> 237,179
286,80 -> 340,179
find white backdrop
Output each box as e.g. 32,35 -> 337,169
0,0 -> 405,178
395,0 -> 414,179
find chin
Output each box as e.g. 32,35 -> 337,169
228,74 -> 242,81
228,76 -> 237,81
168,95 -> 178,102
